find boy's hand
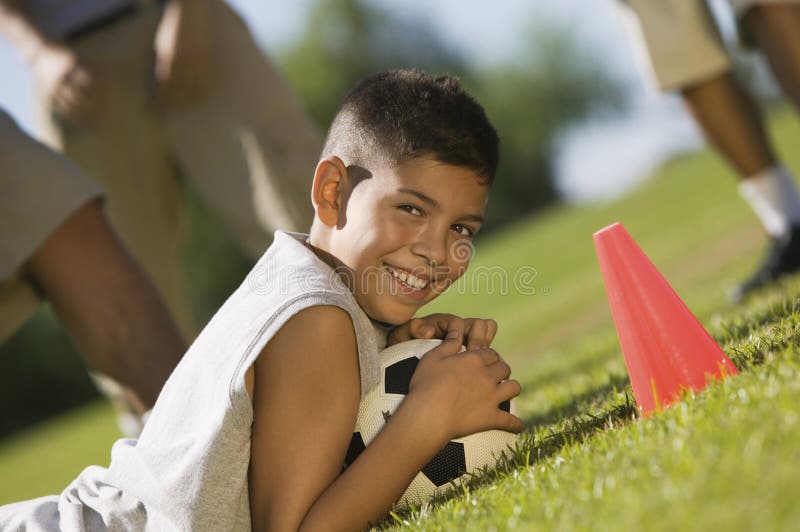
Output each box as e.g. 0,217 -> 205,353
387,313 -> 498,350
407,330 -> 524,439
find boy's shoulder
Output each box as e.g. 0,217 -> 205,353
248,231 -> 350,301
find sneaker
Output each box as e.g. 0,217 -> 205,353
731,225 -> 800,302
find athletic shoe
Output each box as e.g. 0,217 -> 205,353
731,225 -> 800,302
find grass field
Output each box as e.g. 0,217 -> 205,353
2,109 -> 799,530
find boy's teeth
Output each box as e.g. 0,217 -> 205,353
387,265 -> 427,289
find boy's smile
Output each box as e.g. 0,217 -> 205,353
309,155 -> 489,325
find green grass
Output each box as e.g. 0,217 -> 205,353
2,107 -> 800,530
0,401 -> 119,504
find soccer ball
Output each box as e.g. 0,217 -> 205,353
343,339 -> 519,507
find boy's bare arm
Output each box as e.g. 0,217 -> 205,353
248,305 -> 363,531
249,306 -> 523,531
24,200 -> 185,411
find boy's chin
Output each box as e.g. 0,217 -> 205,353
363,301 -> 419,327
367,310 -> 414,327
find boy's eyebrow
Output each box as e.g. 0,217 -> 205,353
459,213 -> 485,224
397,187 -> 484,224
398,187 -> 438,207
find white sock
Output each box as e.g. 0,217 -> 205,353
738,165 -> 800,238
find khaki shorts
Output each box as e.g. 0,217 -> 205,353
0,110 -> 102,342
36,0 -> 322,334
619,0 -> 800,91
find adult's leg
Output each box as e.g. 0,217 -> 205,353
741,3 -> 800,109
682,73 -> 800,299
681,72 -> 776,177
164,0 -> 322,258
33,6 -> 191,434
621,0 -> 800,299
35,6 -> 193,335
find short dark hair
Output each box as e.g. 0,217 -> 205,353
321,69 -> 499,183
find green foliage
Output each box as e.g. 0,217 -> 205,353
279,0 -> 468,128
475,23 -> 628,225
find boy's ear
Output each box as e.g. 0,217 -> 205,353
311,156 -> 348,227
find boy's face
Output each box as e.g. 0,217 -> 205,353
326,156 -> 489,325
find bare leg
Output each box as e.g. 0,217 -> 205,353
742,4 -> 800,110
680,72 -> 775,178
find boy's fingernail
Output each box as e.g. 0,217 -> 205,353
447,329 -> 460,339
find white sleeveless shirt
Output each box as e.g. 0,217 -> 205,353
0,232 -> 386,531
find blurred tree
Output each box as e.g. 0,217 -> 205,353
279,0 -> 467,128
475,23 -> 628,226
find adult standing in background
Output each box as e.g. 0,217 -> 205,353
618,0 -> 800,300
1,109 -> 185,436
0,0 -> 323,333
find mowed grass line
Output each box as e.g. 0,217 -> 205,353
1,106 -> 799,522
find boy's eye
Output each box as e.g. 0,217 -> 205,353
452,224 -> 475,238
399,204 -> 424,216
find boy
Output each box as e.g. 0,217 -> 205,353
0,70 -> 523,531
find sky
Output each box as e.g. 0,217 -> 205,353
0,0 -> 714,203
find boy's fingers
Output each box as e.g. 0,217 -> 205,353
486,360 -> 512,382
495,411 -> 526,434
443,317 -> 465,346
496,379 -> 522,401
486,319 -> 498,345
465,319 -> 487,349
414,321 -> 435,339
429,328 -> 465,357
387,319 -> 433,344
493,379 -> 524,433
466,348 -> 501,366
387,321 -> 414,343
430,313 -> 458,329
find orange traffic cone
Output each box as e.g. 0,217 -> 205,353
593,222 -> 738,417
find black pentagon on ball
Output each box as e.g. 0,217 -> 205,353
384,356 -> 420,395
421,441 -> 467,486
499,399 -> 510,412
342,432 -> 366,470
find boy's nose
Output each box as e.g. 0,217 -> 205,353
411,226 -> 448,267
